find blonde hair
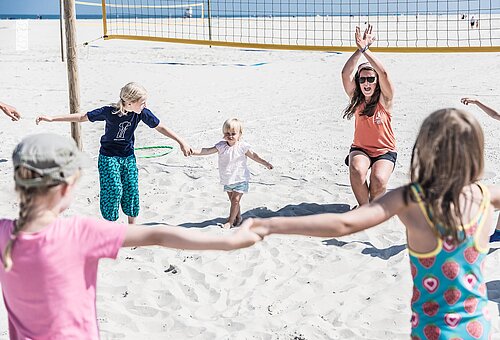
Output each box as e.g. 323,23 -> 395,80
3,167 -> 78,271
222,118 -> 243,134
114,82 -> 147,116
407,108 -> 484,244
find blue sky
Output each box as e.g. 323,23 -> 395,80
0,0 -> 495,15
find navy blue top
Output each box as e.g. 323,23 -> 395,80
87,106 -> 160,157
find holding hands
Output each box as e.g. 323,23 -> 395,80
179,141 -> 194,156
460,97 -> 479,106
0,101 -> 21,121
355,24 -> 376,52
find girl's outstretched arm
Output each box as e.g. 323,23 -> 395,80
490,185 -> 500,210
191,147 -> 218,156
245,150 -> 273,169
155,123 -> 193,156
36,113 -> 88,124
122,223 -> 261,250
461,97 -> 500,121
248,186 -> 407,238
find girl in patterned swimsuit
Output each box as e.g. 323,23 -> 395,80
245,108 -> 500,339
36,82 -> 193,223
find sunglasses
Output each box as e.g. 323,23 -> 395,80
358,76 -> 376,84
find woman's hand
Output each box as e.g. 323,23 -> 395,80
355,24 -> 376,50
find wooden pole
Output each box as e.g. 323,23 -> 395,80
59,0 -> 65,62
63,0 -> 82,149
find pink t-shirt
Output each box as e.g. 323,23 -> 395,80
0,216 -> 127,340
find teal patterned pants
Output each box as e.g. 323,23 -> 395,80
98,154 -> 140,221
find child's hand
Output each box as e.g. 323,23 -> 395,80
179,142 -> 193,156
266,162 -> 273,170
36,115 -> 53,125
0,103 -> 21,121
230,220 -> 262,249
461,97 -> 479,106
242,218 -> 271,238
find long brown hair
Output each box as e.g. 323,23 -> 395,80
406,108 -> 484,243
3,167 -> 49,271
342,66 -> 381,120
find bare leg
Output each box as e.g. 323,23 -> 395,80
349,151 -> 371,206
369,159 -> 394,201
224,191 -> 243,228
128,216 -> 136,224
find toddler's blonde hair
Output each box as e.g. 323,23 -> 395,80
222,118 -> 243,134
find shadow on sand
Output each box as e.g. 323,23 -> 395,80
322,238 -> 407,260
174,202 -> 351,229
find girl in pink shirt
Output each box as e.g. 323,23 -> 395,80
0,133 -> 261,340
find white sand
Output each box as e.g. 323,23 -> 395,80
0,19 -> 499,339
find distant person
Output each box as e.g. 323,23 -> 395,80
341,24 -> 396,207
192,118 -> 273,229
0,101 -> 21,121
184,7 -> 193,18
36,82 -> 193,224
470,16 -> 476,29
246,108 -> 498,339
461,97 -> 500,242
0,133 -> 261,339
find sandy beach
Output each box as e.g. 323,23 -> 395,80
0,19 -> 499,339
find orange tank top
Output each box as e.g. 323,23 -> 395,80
352,102 -> 396,157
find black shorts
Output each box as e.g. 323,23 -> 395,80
344,147 -> 397,168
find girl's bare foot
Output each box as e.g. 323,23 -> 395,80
234,216 -> 242,226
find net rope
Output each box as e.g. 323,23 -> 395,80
76,0 -> 500,51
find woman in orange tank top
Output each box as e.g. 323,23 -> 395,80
341,24 -> 396,207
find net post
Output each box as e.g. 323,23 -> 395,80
101,0 -> 108,37
207,0 -> 212,44
63,0 -> 83,150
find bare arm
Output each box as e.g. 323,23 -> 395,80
461,98 -> 500,121
245,150 -> 273,169
490,185 -> 500,210
0,101 -> 21,121
155,123 -> 193,156
357,26 -> 394,107
191,147 -> 218,156
341,50 -> 363,97
248,187 -> 407,238
36,113 -> 88,124
122,223 -> 261,250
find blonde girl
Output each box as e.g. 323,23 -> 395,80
0,133 -> 260,339
192,118 -> 273,229
246,109 -> 499,339
36,82 -> 192,224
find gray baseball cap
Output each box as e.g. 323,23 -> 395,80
12,133 -> 91,188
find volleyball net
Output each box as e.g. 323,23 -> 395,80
76,0 -> 500,52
